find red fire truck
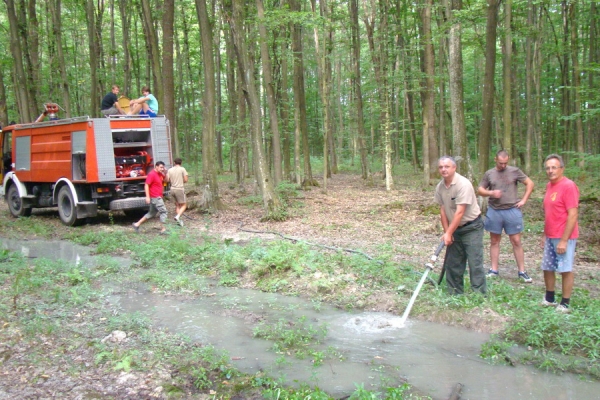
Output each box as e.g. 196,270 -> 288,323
1,111 -> 172,226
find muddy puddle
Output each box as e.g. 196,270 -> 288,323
2,238 -> 599,399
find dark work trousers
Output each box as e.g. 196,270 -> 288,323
444,218 -> 486,295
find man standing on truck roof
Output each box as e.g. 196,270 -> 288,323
128,86 -> 158,117
101,85 -> 126,116
165,158 -> 189,227
132,161 -> 167,234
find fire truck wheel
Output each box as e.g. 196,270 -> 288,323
57,186 -> 80,226
7,185 -> 32,218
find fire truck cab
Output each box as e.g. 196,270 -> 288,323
1,116 -> 172,226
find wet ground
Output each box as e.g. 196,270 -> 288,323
2,238 -> 599,400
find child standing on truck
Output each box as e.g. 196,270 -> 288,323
132,161 -> 167,234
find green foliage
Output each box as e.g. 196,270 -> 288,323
253,316 -> 328,364
67,230 -> 132,254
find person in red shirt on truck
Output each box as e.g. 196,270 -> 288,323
131,161 -> 167,234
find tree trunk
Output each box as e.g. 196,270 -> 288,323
257,0 -> 283,186
226,0 -> 282,217
569,1 -> 584,167
195,0 -> 224,210
118,0 -> 132,96
140,0 -> 162,101
349,0 -> 369,180
419,0 -> 438,183
290,0 -> 316,187
48,0 -> 71,118
85,0 -> 101,117
163,0 -> 176,152
446,0 -> 470,177
502,0 -> 512,157
479,0 -> 500,175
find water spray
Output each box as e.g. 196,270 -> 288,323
398,241 -> 445,327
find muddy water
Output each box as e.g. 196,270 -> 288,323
2,238 -> 599,400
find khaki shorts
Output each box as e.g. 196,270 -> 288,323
170,188 -> 186,204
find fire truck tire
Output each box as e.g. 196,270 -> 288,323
7,185 -> 32,218
57,186 -> 80,226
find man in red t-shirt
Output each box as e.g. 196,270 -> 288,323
541,154 -> 579,313
132,161 -> 167,234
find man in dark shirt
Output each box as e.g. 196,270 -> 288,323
478,150 -> 535,282
101,85 -> 125,116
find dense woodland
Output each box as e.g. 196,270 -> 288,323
1,0 -> 599,217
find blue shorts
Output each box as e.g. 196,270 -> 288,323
140,109 -> 157,118
541,238 -> 577,273
484,207 -> 523,235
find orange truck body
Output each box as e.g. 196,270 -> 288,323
1,116 -> 172,225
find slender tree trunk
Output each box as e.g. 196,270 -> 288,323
525,0 -> 536,175
257,0 -> 283,186
419,0 -> 438,183
502,0 -> 512,156
226,0 -> 281,216
569,1 -> 584,167
446,0 -> 470,177
163,0 -> 176,153
140,0 -> 163,101
118,0 -> 132,95
196,0 -> 224,210
279,36 -> 292,180
479,0 -> 500,174
349,0 -> 369,179
290,0 -> 316,187
85,0 -> 101,116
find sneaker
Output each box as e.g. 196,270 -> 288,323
541,297 -> 558,307
131,223 -> 139,233
518,271 -> 532,283
556,304 -> 570,313
487,269 -> 499,278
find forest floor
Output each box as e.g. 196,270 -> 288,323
1,170 -> 599,398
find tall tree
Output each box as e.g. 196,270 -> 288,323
479,0 -> 500,174
85,0 -> 101,116
140,0 -> 163,101
257,0 -> 283,185
290,0 -> 316,187
49,0 -> 71,118
419,0 -> 438,183
349,0 -> 369,179
162,0 -> 177,153
196,0 -> 224,210
226,0 -> 281,217
502,0 -> 512,156
4,0 -> 31,121
445,0 -> 470,177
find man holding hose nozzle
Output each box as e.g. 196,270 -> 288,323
434,156 -> 487,295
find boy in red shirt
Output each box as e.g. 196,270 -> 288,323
132,161 -> 167,234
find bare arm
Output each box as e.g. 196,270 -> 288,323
556,207 -> 578,254
516,177 -> 535,208
477,186 -> 502,198
144,183 -> 150,204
